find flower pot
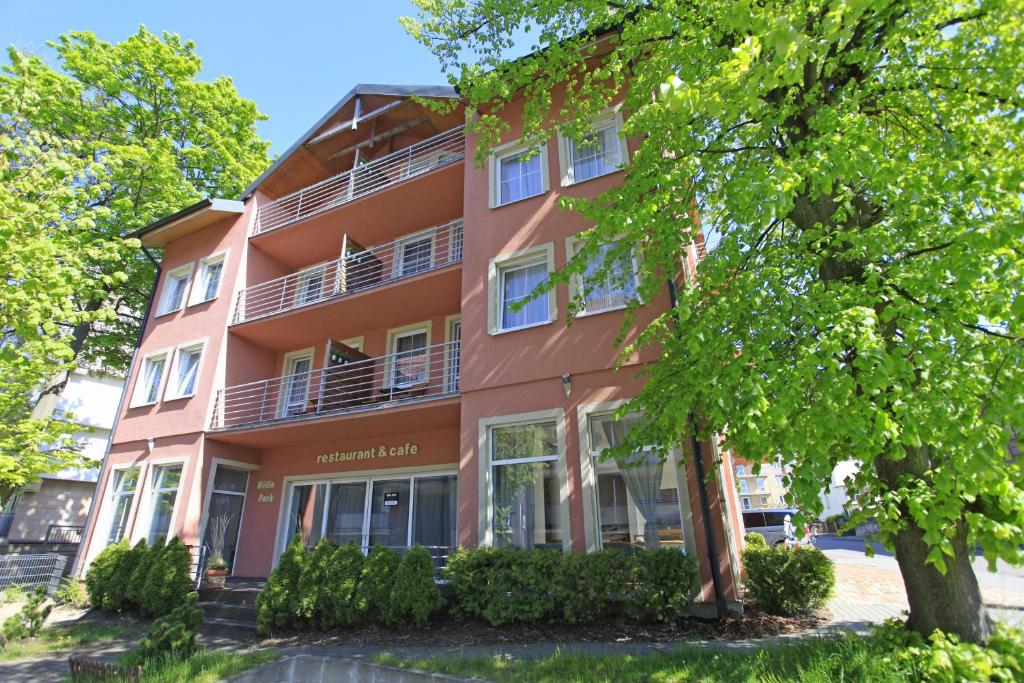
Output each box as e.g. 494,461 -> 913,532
205,568 -> 228,589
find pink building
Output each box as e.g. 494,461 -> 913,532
76,83 -> 746,613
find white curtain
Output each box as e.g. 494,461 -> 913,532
602,420 -> 663,548
177,350 -> 201,395
500,152 -> 542,203
502,263 -> 547,328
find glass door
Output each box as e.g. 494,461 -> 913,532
280,355 -> 312,417
202,466 -> 249,572
324,482 -> 367,545
368,479 -> 411,549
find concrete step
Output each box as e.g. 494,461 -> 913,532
198,586 -> 262,605
198,616 -> 260,639
198,601 -> 256,622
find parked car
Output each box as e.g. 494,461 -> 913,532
742,508 -> 804,546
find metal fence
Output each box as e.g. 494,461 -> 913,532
187,544 -> 208,590
45,524 -> 84,545
0,553 -> 67,594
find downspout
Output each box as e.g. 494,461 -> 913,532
666,277 -> 728,618
72,247 -> 162,576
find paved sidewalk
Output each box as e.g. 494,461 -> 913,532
0,637 -> 136,683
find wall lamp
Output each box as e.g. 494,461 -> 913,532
561,373 -> 572,397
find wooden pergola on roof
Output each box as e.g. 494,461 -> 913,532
242,84 -> 463,202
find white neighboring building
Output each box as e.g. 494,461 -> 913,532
2,369 -> 123,543
818,459 -> 860,520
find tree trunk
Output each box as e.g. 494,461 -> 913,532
891,519 -> 992,643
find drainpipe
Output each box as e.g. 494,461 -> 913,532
72,247 -> 162,576
666,277 -> 728,618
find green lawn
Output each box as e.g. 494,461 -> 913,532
376,635 -> 911,682
117,648 -> 280,683
0,620 -> 132,662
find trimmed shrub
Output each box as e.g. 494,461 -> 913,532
387,545 -> 443,627
125,591 -> 204,665
555,549 -> 631,624
445,546 -> 561,625
629,548 -> 699,622
355,545 -> 400,624
1,586 -> 51,641
324,542 -> 364,628
85,539 -> 130,608
126,538 -> 161,609
256,536 -> 307,633
297,539 -> 337,628
743,544 -> 834,615
102,539 -> 147,612
744,532 -> 768,549
54,578 -> 89,608
140,538 -> 193,617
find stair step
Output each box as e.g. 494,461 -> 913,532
198,587 -> 262,605
198,602 -> 256,622
198,616 -> 260,639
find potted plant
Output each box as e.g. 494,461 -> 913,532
205,555 -> 229,588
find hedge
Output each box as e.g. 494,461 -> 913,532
742,544 -> 835,615
84,536 -> 192,618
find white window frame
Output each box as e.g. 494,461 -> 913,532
478,408 -> 571,551
488,138 -> 550,208
444,315 -> 461,394
736,465 -> 746,477
198,458 -> 258,575
565,234 -> 640,316
165,339 -> 207,400
104,464 -> 141,547
133,457 -> 186,545
189,251 -> 228,306
293,263 -> 327,308
487,243 -> 557,335
130,348 -> 172,407
739,480 -> 749,493
384,321 -> 432,389
278,348 -> 315,418
156,263 -> 194,316
556,108 -> 628,187
742,497 -> 752,510
393,228 -> 436,278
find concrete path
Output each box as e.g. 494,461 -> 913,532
0,637 -> 136,683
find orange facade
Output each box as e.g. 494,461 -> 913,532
76,84 -> 745,612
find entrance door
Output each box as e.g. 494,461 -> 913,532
368,479 -> 411,549
201,466 -> 249,572
280,354 -> 312,417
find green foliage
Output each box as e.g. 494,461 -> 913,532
53,578 -> 88,609
84,539 -> 130,609
354,545 -> 400,625
744,532 -> 768,549
323,542 -> 364,629
554,549 -> 630,624
1,587 -> 51,642
125,591 -> 204,666
872,620 -> 1024,683
101,539 -> 147,612
628,548 -> 700,622
404,0 -> 1024,640
445,547 -> 560,625
256,536 -> 307,634
126,537 -> 160,610
139,538 -> 193,618
387,546 -> 444,627
0,585 -> 24,604
296,539 -> 336,628
743,545 -> 835,615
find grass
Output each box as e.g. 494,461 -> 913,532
376,635 -> 912,682
0,620 -> 133,662
117,648 -> 280,683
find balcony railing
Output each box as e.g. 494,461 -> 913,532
252,125 -> 465,236
233,219 -> 463,325
211,340 -> 460,430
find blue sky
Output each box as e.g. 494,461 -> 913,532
0,0 -> 453,155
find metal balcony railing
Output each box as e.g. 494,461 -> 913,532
211,340 -> 460,430
233,219 -> 463,325
252,126 -> 465,236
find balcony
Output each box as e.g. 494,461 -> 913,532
210,340 -> 460,431
234,219 -> 462,325
252,126 -> 465,237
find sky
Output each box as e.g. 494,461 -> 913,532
0,0 -> 453,155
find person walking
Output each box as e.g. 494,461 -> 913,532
783,513 -> 797,548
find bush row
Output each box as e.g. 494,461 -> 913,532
446,546 -> 698,626
256,539 -> 442,633
742,543 -> 834,615
85,537 -> 194,617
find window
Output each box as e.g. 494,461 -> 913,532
589,412 -> 685,550
132,351 -> 169,406
446,318 -> 461,393
294,265 -> 325,307
757,478 -> 767,492
735,465 -> 746,477
776,475 -> 785,488
489,422 -> 564,549
147,464 -> 183,544
202,466 -> 249,569
558,112 -> 626,185
280,352 -> 313,417
490,142 -> 549,207
107,468 -> 139,544
489,245 -> 556,334
760,496 -> 769,505
388,328 -> 428,388
157,264 -> 193,315
191,253 -> 225,305
570,238 -> 638,314
396,233 -> 433,277
167,342 -> 204,399
742,497 -> 752,510
738,480 -> 749,493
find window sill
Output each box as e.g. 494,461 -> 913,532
187,297 -> 217,308
490,190 -> 547,210
153,308 -> 181,318
162,393 -> 195,403
574,303 -> 629,319
561,166 -> 623,188
489,319 -> 554,336
127,400 -> 157,409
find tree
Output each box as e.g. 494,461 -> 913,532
0,26 -> 270,380
404,0 -> 1024,643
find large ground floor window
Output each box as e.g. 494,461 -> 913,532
202,465 -> 249,570
280,472 -> 457,565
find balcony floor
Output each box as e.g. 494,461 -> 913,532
230,263 -> 462,351
206,395 -> 460,449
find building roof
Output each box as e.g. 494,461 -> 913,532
132,198 -> 245,248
